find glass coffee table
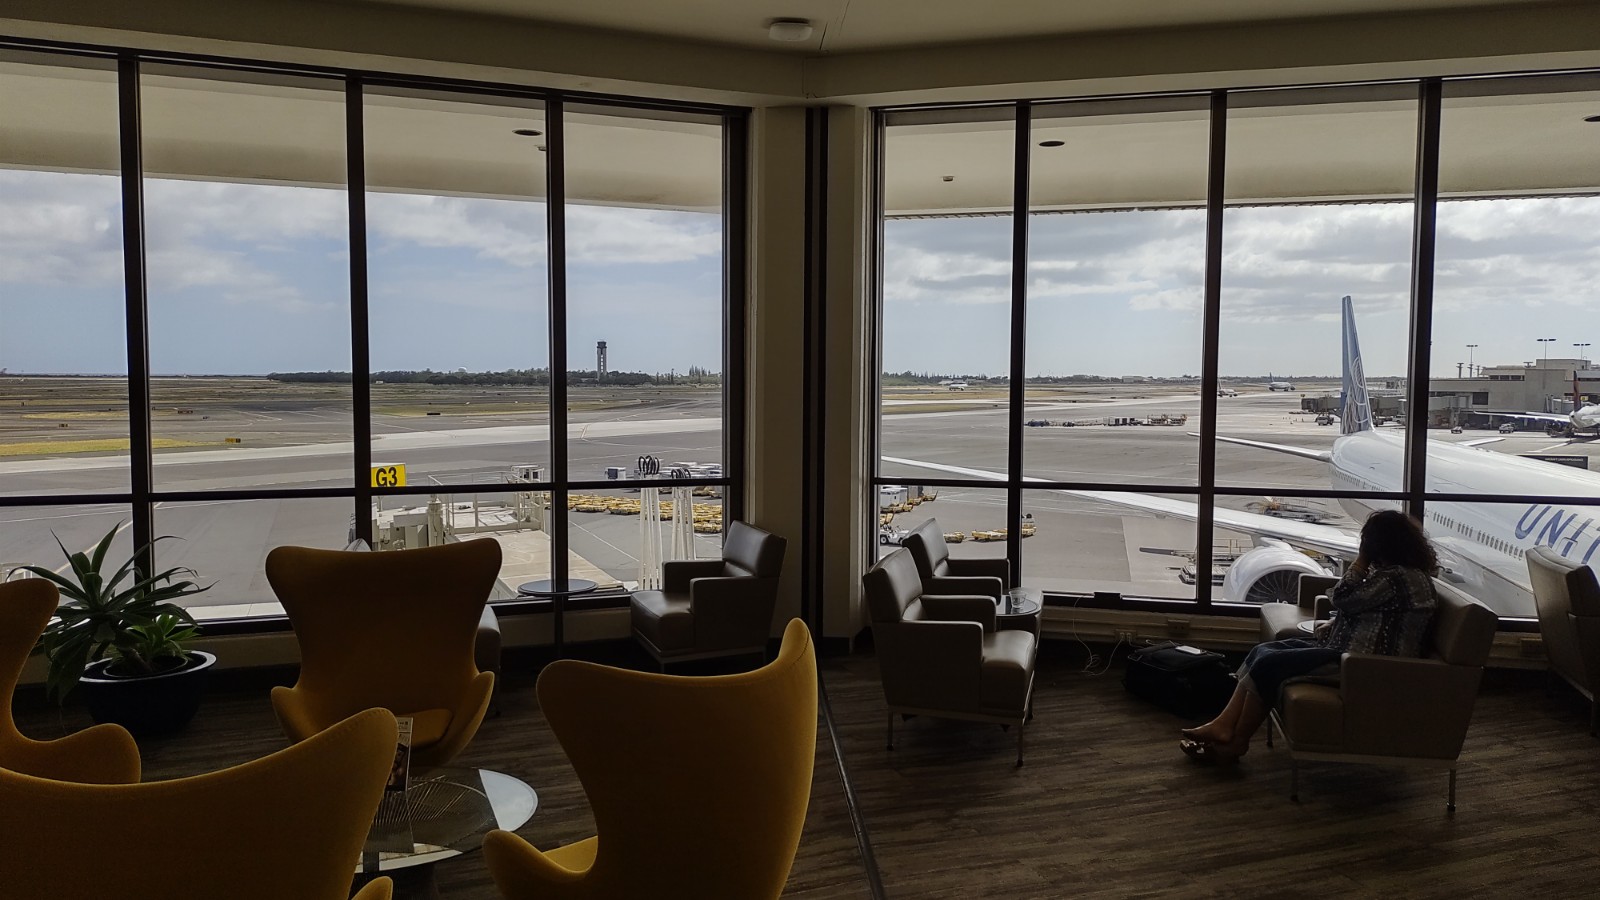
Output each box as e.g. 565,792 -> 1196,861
356,767 -> 537,899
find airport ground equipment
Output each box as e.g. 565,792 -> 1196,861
1266,579 -> 1497,812
630,521 -> 788,669
1526,547 -> 1600,734
0,708 -> 398,900
0,578 -> 141,784
484,621 -> 815,900
863,549 -> 1036,766
267,540 -> 498,769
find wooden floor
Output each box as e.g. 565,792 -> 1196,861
20,639 -> 1600,899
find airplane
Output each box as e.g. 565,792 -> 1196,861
1267,373 -> 1295,391
1218,387 -> 1239,398
884,295 -> 1600,617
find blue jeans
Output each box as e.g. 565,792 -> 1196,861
1238,639 -> 1341,706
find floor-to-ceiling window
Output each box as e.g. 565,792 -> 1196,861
0,44 -> 746,622
873,73 -> 1600,621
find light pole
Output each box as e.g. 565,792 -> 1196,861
1466,344 -> 1478,377
1576,342 -> 1591,365
1538,337 -> 1557,363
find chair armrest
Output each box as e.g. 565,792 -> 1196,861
352,878 -> 393,900
913,595 -> 998,632
945,557 -> 1010,590
689,575 -> 778,649
663,559 -> 726,593
413,670 -> 495,769
873,620 -> 985,711
926,574 -> 1003,601
1341,653 -> 1485,759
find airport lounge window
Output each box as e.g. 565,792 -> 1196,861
873,75 -> 1600,622
1,48 -> 744,622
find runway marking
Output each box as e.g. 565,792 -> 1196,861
53,518 -> 135,575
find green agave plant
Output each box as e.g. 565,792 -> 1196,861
19,524 -> 211,703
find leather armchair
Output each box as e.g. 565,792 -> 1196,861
267,539 -> 500,769
0,579 -> 140,784
901,517 -> 1009,600
1259,572 -> 1340,642
631,521 -> 787,669
0,708 -> 397,900
862,548 -> 1036,766
1526,547 -> 1600,733
1268,578 -> 1498,811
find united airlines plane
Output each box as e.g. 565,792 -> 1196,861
886,296 -> 1600,617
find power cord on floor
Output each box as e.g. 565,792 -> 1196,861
1069,594 -> 1129,676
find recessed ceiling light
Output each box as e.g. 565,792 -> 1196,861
942,175 -> 955,182
513,128 -> 543,137
768,18 -> 814,42
1039,140 -> 1065,148
1585,114 -> 1600,123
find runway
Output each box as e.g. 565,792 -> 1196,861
5,383 -> 1596,614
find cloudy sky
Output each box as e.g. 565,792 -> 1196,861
885,196 -> 1600,379
2,169 -> 1596,379
0,170 -> 723,376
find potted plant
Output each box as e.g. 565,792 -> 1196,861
20,525 -> 215,737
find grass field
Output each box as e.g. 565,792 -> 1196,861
0,437 -> 213,457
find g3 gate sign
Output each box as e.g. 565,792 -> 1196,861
371,464 -> 407,488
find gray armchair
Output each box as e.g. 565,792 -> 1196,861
630,521 -> 787,669
1526,547 -> 1600,734
862,548 -> 1036,766
900,517 -> 1009,600
1268,578 -> 1498,811
1259,572 -> 1339,642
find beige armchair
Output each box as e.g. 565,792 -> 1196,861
631,521 -> 787,669
1526,547 -> 1600,734
1267,578 -> 1498,811
862,548 -> 1036,766
1259,572 -> 1340,642
900,517 -> 1009,600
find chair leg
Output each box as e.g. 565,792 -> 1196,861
1265,715 -> 1274,749
1290,759 -> 1299,803
886,711 -> 895,751
1016,719 -> 1026,768
1590,698 -> 1598,737
1448,768 -> 1457,814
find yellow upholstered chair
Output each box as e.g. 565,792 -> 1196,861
0,578 -> 140,784
267,540 -> 500,768
483,619 -> 818,900
0,707 -> 397,900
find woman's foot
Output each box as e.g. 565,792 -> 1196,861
1180,738 -> 1246,765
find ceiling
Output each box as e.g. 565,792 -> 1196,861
340,0 -> 1558,54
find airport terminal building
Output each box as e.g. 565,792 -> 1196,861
1429,358 -> 1599,426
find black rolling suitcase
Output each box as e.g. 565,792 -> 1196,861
1122,641 -> 1235,720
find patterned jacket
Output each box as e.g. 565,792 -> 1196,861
1320,565 -> 1436,657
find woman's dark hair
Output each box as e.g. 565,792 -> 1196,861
1358,509 -> 1438,572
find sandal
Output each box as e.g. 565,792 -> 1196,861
1180,739 -> 1240,767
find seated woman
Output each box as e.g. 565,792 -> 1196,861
1180,509 -> 1438,764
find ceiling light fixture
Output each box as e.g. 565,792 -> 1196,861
513,128 -> 543,137
1038,140 -> 1065,148
942,175 -> 955,182
768,18 -> 814,42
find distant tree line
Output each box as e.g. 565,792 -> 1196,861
267,368 -> 719,387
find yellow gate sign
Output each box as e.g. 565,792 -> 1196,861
371,464 -> 407,488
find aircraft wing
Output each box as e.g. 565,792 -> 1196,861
1509,412 -> 1571,424
1199,433 -> 1333,463
1460,437 -> 1504,448
881,456 -> 1359,559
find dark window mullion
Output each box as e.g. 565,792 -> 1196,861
117,55 -> 155,574
1006,103 -> 1031,585
1405,80 -> 1443,520
546,100 -> 569,591
1194,90 -> 1230,612
347,76 -> 373,544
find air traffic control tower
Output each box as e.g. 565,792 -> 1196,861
597,341 -> 607,383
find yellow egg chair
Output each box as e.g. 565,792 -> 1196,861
0,578 -> 140,783
0,707 -> 398,900
267,540 -> 500,769
483,618 -> 817,900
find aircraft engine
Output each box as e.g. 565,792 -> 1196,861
1220,541 -> 1333,605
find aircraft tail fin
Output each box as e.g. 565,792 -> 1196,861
1340,295 -> 1373,435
